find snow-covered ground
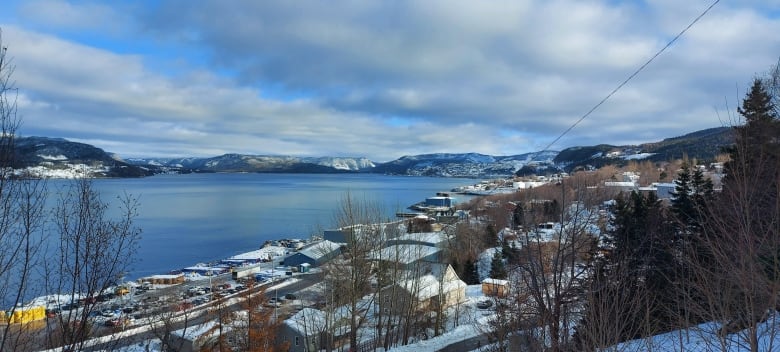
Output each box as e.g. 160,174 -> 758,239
14,163 -> 109,178
70,279 -> 780,352
380,285 -> 495,352
477,247 -> 501,282
615,313 -> 780,352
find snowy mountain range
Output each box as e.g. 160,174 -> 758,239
9,126 -> 734,178
371,151 -> 559,177
126,154 -> 376,173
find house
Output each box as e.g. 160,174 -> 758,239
278,308 -> 328,352
166,320 -> 224,352
482,278 -> 510,298
378,263 -> 466,315
385,231 -> 450,248
323,222 -> 404,243
283,240 -> 342,267
369,244 -> 443,270
278,307 -> 351,352
181,265 -> 229,277
138,273 -> 184,285
654,182 -> 677,199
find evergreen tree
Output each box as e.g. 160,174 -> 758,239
683,76 -> 780,349
543,199 -> 560,222
513,202 -> 525,229
722,78 -> 780,277
489,249 -> 507,280
576,191 -> 678,346
461,259 -> 480,285
486,224 -> 499,246
724,78 -> 779,197
671,163 -> 714,241
671,163 -> 715,326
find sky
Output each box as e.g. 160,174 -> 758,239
0,0 -> 779,162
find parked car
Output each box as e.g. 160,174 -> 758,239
284,293 -> 297,300
62,302 -> 79,311
193,297 -> 209,305
476,299 -> 493,309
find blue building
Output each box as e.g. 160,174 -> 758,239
283,240 -> 342,267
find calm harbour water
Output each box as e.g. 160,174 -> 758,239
83,173 -> 473,280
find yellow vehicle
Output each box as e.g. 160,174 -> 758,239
115,287 -> 130,296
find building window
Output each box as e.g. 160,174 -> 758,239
295,336 -> 300,346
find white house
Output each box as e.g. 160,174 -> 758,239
378,263 -> 466,315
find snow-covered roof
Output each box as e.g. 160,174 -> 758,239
387,263 -> 466,301
370,244 -> 441,265
390,231 -> 449,246
394,265 -> 466,301
604,181 -> 638,187
412,274 -> 465,301
229,245 -> 287,261
284,308 -> 327,335
182,266 -> 225,273
482,278 -> 509,285
146,273 -> 184,279
296,240 -> 342,260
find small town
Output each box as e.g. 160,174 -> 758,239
7,151 -> 773,352
1,1 -> 780,351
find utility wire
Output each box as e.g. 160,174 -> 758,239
540,0 -> 720,153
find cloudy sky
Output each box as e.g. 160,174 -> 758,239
0,0 -> 778,162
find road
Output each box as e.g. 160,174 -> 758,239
66,271 -> 323,352
435,333 -> 491,352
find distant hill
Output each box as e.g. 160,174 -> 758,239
11,126 -> 736,178
372,151 -> 559,177
127,154 -> 376,174
12,136 -> 153,177
553,127 -> 734,170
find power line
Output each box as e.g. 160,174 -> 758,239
540,0 -> 720,153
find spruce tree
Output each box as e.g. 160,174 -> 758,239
724,78 -> 779,195
577,191 -> 678,344
462,259 -> 480,285
486,224 -> 499,246
513,202 -> 525,229
671,163 -> 715,325
722,78 -> 780,281
489,249 -> 507,280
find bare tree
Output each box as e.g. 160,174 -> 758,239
508,173 -> 606,351
573,247 -> 653,352
144,294 -> 200,352
321,193 -> 384,351
232,280 -> 287,352
0,29 -> 49,352
46,178 -> 141,351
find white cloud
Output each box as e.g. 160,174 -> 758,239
17,0 -> 128,33
1,1 -> 779,161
